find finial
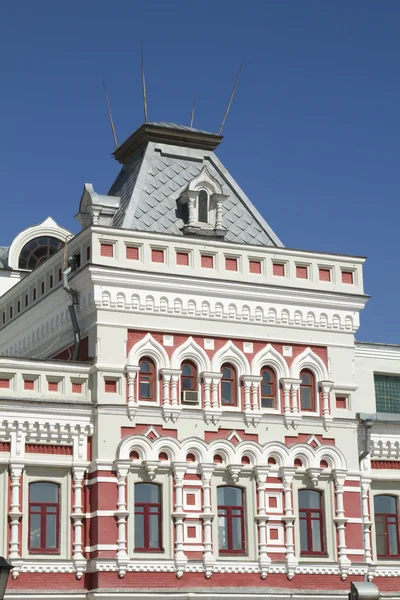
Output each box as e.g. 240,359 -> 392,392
218,57 -> 245,135
141,42 -> 148,124
102,79 -> 118,149
190,98 -> 195,128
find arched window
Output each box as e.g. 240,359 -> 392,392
29,482 -> 60,553
374,495 -> 400,557
300,369 -> 315,412
260,366 -> 276,409
221,363 -> 237,407
217,486 -> 245,553
19,237 -> 64,270
181,361 -> 198,404
139,358 -> 156,402
198,190 -> 208,224
299,489 -> 325,555
134,483 -> 162,551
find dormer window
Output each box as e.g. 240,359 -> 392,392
179,166 -> 228,238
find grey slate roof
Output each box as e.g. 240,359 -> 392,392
108,132 -> 283,247
0,247 -> 9,269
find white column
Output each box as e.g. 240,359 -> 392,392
211,376 -> 221,409
333,469 -> 351,576
170,373 -> 179,408
126,365 -> 139,420
251,380 -> 260,411
361,478 -> 373,564
281,380 -> 292,425
200,463 -> 215,578
115,461 -> 130,577
9,464 -> 23,560
160,370 -> 171,408
213,195 -> 226,230
172,463 -> 188,578
202,374 -> 212,410
255,466 -> 270,578
320,380 -> 334,428
243,381 -> 252,412
71,466 -> 86,579
291,382 -> 300,415
282,467 -> 297,579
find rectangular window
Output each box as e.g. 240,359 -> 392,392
374,495 -> 400,557
58,268 -> 62,282
296,266 -> 308,279
319,268 -> 331,282
217,486 -> 245,553
273,263 -> 285,277
29,482 -> 60,553
25,294 -> 29,307
17,300 -> 20,313
86,246 -> 91,261
134,483 -> 162,551
100,243 -> 114,258
375,374 -> 400,414
176,252 -> 189,266
49,275 -> 53,289
33,288 -> 37,301
299,489 -> 325,555
151,249 -> 165,263
249,260 -> 262,274
126,246 -> 139,260
41,281 -> 45,295
2,313 -> 4,325
341,270 -> 354,284
225,257 -> 238,271
105,380 -> 117,393
9,307 -> 12,319
201,254 -> 214,269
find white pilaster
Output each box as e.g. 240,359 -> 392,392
200,463 -> 215,578
172,462 -> 188,578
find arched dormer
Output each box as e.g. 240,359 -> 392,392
179,166 -> 228,237
8,217 -> 71,271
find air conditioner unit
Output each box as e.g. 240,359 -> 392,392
181,390 -> 199,405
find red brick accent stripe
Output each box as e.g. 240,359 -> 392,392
371,460 -> 400,469
26,444 -> 73,455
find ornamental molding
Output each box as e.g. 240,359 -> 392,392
116,433 -> 347,471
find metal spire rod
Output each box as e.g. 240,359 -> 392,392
102,79 -> 118,149
190,98 -> 195,128
218,58 -> 245,135
141,42 -> 148,124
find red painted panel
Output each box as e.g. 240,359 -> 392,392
342,270 -> 354,284
187,526 -> 197,538
72,382 -> 82,393
336,396 -> 347,409
176,252 -> 189,266
319,268 -> 331,282
372,460 -> 400,469
0,442 -> 10,452
105,380 -> 117,393
344,522 -> 363,547
25,444 -> 73,455
225,257 -> 238,271
126,246 -> 139,260
0,379 -> 9,389
48,381 -> 58,392
269,528 -> 279,540
186,494 -> 196,506
296,266 -> 308,279
249,260 -> 262,274
121,425 -> 177,438
204,429 -> 258,443
100,243 -> 114,258
151,249 -> 165,263
201,254 -> 214,268
273,263 -> 285,276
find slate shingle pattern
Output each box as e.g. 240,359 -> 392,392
109,148 -> 277,246
0,246 -> 9,269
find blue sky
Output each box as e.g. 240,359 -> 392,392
1,1 -> 399,343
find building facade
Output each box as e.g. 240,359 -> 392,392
0,122 -> 399,599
